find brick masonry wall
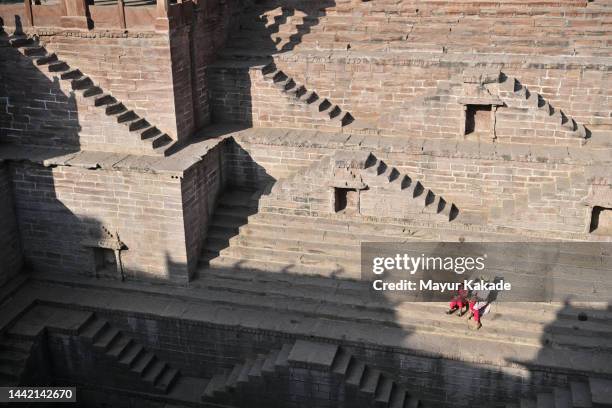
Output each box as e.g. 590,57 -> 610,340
10,161 -> 191,283
0,40 -> 169,154
190,0 -> 242,129
182,142 -> 226,278
91,310 -> 566,408
209,56 -> 610,142
226,137 -> 600,236
37,31 -> 183,141
0,161 -> 23,287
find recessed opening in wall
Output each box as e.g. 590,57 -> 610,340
94,248 -> 118,277
465,104 -> 492,135
334,187 -> 359,214
589,206 -> 612,234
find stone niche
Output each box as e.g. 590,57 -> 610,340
329,152 -> 368,215
459,69 -> 504,139
82,226 -> 127,280
583,184 -> 612,235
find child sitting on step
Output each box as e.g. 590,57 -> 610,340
446,283 -> 468,317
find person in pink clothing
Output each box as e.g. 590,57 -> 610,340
445,283 -> 468,316
468,287 -> 491,330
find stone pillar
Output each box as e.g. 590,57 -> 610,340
24,0 -> 34,27
61,0 -> 91,29
155,0 -> 170,30
117,0 -> 126,29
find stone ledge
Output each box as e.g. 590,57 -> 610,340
229,127 -> 612,167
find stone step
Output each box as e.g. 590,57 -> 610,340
360,366 -> 381,395
60,68 -> 82,80
9,37 -> 33,47
156,367 -> 179,392
71,76 -> 93,90
207,245 -> 361,275
275,344 -> 292,368
345,358 -> 366,387
127,118 -> 149,132
206,233 -> 358,259
94,94 -> 117,107
22,45 -> 46,57
236,358 -> 254,384
117,110 -> 138,124
93,326 -> 121,351
537,392 -> 555,408
203,374 -> 226,398
553,387 -> 572,408
0,350 -> 28,365
589,378 -> 612,406
142,359 -> 167,384
248,355 -> 265,380
375,376 -> 394,405
106,334 -> 133,359
139,125 -> 162,140
79,318 -> 110,343
261,350 -> 279,375
106,102 -> 127,116
34,53 -> 58,65
194,271 -> 612,355
225,363 -> 244,388
82,86 -> 103,98
570,381 -> 593,408
389,386 -> 409,408
119,343 -> 145,367
0,338 -> 33,353
131,352 -> 156,375
48,61 -> 69,72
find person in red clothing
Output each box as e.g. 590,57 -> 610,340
468,287 -> 491,330
445,283 -> 468,316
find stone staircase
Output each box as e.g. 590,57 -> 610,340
497,74 -> 589,142
200,179 -> 457,280
8,35 -> 174,156
0,333 -> 34,386
507,377 -> 612,408
261,61 -> 354,128
219,0 -> 610,56
78,314 -> 180,394
202,339 -> 421,408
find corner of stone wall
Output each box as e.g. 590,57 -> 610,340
0,160 -> 23,287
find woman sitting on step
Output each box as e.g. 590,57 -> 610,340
445,283 -> 468,316
468,285 -> 492,330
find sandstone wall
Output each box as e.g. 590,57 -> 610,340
182,143 -> 227,278
0,38 -> 170,154
78,309 -> 567,408
227,134 -> 607,237
210,57 -> 610,142
0,161 -> 23,287
39,31 -> 182,140
10,161 -> 190,283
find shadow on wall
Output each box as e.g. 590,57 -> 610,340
0,17 -> 81,153
9,161 -> 192,284
209,0 -> 335,125
189,254 -> 612,408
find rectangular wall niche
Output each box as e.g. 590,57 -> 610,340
334,187 -> 359,214
94,247 -> 118,277
465,104 -> 492,135
590,206 -> 612,235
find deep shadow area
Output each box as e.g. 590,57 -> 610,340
208,0 -> 334,127
0,18 -> 81,156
